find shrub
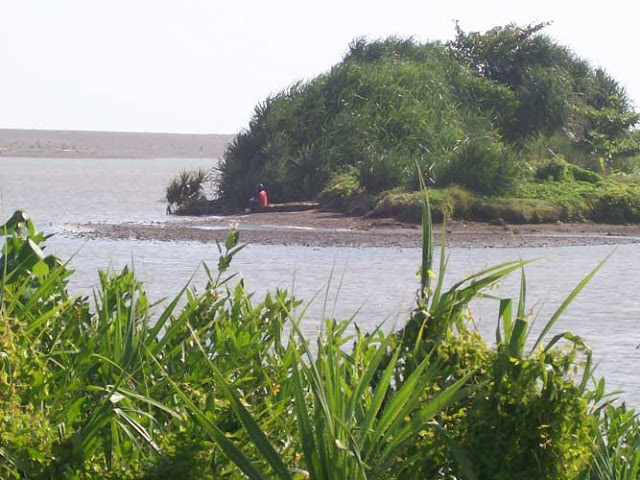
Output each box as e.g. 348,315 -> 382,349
535,157 -> 602,184
166,168 -> 210,213
370,189 -> 468,222
441,136 -> 522,195
370,191 -> 424,222
589,183 -> 640,223
569,163 -> 602,183
317,168 -> 362,209
516,180 -> 593,220
535,157 -> 572,182
517,179 -> 640,223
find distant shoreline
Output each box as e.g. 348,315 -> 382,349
0,128 -> 235,159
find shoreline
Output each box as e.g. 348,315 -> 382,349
73,209 -> 640,249
0,128 -> 233,159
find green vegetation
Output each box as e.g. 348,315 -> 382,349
212,23 -> 640,224
165,168 -> 212,214
3,202 -> 640,478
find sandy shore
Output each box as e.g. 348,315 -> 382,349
74,209 -> 640,248
0,129 -> 234,159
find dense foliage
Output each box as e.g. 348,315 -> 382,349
165,168 -> 210,214
214,23 -> 640,222
2,205 -> 640,478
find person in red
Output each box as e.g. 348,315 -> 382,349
258,183 -> 268,207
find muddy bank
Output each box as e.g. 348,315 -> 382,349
73,209 -> 640,248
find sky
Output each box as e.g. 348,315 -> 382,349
1,0 -> 638,134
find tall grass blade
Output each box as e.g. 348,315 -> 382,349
496,298 -> 512,345
517,265 -> 527,320
418,169 -> 433,301
291,358 -> 325,479
377,371 -> 474,470
431,219 -> 448,311
531,253 -> 611,353
358,347 -> 401,445
164,373 -> 267,479
188,327 -> 294,480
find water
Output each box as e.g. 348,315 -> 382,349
0,156 -> 215,229
2,157 -> 640,405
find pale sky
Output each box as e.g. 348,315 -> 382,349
1,0 -> 638,134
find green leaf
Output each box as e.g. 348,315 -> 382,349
531,252 -> 611,353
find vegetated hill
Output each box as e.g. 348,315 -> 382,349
0,129 -> 234,159
217,23 -> 640,221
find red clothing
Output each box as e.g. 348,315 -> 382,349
259,190 -> 268,207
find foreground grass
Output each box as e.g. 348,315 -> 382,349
2,202 -> 640,479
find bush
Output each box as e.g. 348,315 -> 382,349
370,189 -> 470,222
535,157 -> 602,184
516,180 -> 593,220
535,157 -> 572,182
589,183 -> 640,223
454,347 -> 592,479
569,163 -> 602,183
166,168 -> 210,213
517,179 -> 640,223
317,168 -> 362,209
441,136 -> 522,195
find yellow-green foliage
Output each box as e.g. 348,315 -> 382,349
0,314 -> 57,479
393,328 -> 593,479
535,157 -> 603,184
518,178 -> 640,223
316,168 -> 363,209
370,186 -> 563,223
365,176 -> 640,225
458,346 -> 592,479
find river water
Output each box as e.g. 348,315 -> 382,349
1,157 -> 639,405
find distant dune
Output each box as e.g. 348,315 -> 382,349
0,129 -> 235,159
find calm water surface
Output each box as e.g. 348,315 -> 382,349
2,157 -> 639,405
0,157 -> 214,228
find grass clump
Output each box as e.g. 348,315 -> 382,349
316,167 -> 376,214
535,157 -> 603,184
370,186 -> 563,223
2,201 -> 640,479
517,179 -> 640,223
